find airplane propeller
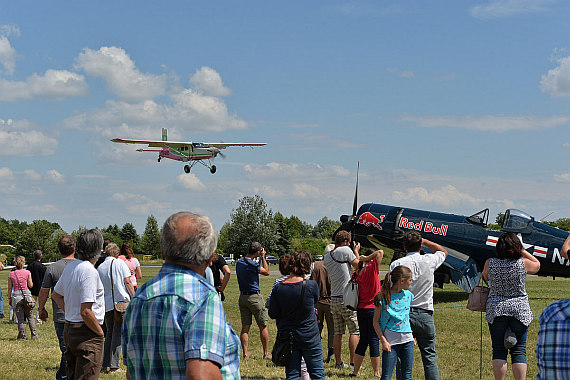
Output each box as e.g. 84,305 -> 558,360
352,161 -> 359,220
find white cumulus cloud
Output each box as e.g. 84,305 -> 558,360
540,55 -> 570,97
0,167 -> 15,180
243,162 -> 350,179
554,173 -> 570,182
190,66 -> 232,96
0,119 -> 58,156
65,89 -> 248,134
111,192 -> 169,214
0,70 -> 88,101
402,114 -> 570,132
177,174 -> 206,190
24,169 -> 42,180
0,35 -> 17,75
46,169 -> 65,183
75,46 -> 168,102
392,185 -> 482,207
470,0 -> 555,20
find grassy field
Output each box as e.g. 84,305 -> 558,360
0,263 -> 568,379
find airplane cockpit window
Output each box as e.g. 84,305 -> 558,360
466,208 -> 489,226
502,209 -> 532,231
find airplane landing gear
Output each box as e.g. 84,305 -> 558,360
210,165 -> 217,174
184,165 -> 191,174
158,156 -> 162,162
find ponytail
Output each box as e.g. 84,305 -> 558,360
374,271 -> 393,307
373,265 -> 412,307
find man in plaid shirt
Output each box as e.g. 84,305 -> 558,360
536,298 -> 570,380
122,211 -> 240,380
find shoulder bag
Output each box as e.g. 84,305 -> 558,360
14,271 -> 35,312
466,276 -> 489,312
272,279 -> 306,367
343,273 -> 359,310
111,259 -> 130,322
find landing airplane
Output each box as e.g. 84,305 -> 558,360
334,167 -> 570,292
111,128 -> 267,174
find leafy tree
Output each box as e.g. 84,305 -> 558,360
104,224 -> 121,237
544,218 -> 570,231
226,195 -> 278,258
217,221 -> 231,257
291,238 -> 328,259
140,215 -> 161,258
311,216 -> 341,240
273,212 -> 292,257
120,222 -> 139,245
495,213 -> 505,227
0,218 -> 28,247
15,220 -> 62,260
285,215 -> 310,238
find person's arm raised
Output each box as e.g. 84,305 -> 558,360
422,238 -> 448,258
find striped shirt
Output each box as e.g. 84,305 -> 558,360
122,263 -> 240,380
536,298 -> 570,380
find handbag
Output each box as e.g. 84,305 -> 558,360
110,259 -> 130,322
343,273 -> 359,311
24,295 -> 36,311
466,277 -> 489,312
14,271 -> 35,312
272,280 -> 306,367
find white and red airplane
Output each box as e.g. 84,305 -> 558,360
111,128 -> 267,174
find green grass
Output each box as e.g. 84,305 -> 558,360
1,264 -> 569,379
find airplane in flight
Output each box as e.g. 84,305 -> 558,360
334,165 -> 570,292
111,128 -> 267,174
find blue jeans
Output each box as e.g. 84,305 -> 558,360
382,340 -> 414,380
488,316 -> 528,363
397,310 -> 439,380
0,286 -> 3,315
356,308 -> 380,357
54,322 -> 67,380
285,346 -> 326,380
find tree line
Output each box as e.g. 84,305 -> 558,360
0,195 -> 341,263
3,197 -> 568,264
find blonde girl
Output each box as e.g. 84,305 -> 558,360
373,265 -> 414,380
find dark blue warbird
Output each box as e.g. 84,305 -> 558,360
335,204 -> 569,292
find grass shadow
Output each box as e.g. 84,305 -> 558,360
433,291 -> 469,304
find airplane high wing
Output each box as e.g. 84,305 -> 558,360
111,128 -> 267,174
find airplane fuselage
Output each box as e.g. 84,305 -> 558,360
158,147 -> 214,162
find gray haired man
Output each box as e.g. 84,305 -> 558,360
53,229 -> 106,379
122,212 -> 240,380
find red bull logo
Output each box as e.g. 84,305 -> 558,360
356,212 -> 385,230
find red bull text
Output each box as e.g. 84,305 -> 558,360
398,217 -> 448,236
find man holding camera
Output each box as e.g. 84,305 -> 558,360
235,241 -> 270,359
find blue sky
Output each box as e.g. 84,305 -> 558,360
0,0 -> 569,235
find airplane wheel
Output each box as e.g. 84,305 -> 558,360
184,165 -> 191,174
210,165 -> 217,174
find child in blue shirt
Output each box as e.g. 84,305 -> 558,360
373,265 -> 414,380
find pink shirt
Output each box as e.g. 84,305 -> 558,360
124,258 -> 140,286
9,269 -> 31,290
356,259 -> 381,309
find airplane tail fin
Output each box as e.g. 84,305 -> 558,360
162,128 -> 168,141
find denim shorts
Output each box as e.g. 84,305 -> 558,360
488,316 -> 528,363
